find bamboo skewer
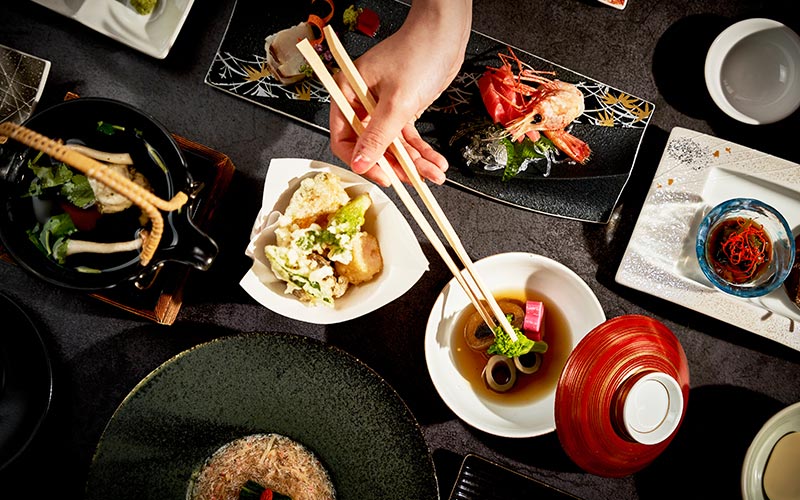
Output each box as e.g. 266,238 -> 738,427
0,121 -> 188,266
295,33 -> 519,343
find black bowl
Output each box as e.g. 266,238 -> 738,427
0,97 -> 218,291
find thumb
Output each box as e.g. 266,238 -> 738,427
350,101 -> 409,174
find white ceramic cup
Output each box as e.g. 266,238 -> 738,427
617,371 -> 684,445
705,18 -> 800,124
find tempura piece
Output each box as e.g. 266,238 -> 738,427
334,232 -> 382,284
265,172 -> 383,307
277,172 -> 349,235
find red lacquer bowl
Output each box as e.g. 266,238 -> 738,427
554,315 -> 690,477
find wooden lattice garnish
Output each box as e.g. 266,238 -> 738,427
0,121 -> 188,266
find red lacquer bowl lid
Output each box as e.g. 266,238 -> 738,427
554,315 -> 690,477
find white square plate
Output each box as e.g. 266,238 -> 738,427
616,127 -> 800,351
30,0 -> 194,59
597,0 -> 627,9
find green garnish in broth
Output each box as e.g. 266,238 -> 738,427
145,141 -> 169,174
27,213 -> 77,262
26,156 -> 96,209
96,121 -> 125,135
487,314 -> 549,357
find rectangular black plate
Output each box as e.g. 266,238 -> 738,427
449,454 -> 583,500
205,0 -> 654,223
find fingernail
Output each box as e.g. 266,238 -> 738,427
352,153 -> 371,171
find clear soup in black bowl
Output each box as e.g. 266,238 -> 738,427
0,97 -> 218,291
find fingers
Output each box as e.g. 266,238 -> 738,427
330,67 -> 447,188
328,77 -> 391,187
329,74 -> 360,165
350,97 -> 411,178
401,123 -> 448,185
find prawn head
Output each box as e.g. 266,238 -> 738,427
505,81 -> 586,142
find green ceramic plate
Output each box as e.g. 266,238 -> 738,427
85,332 -> 438,499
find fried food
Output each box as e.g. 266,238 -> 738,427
278,172 -> 350,235
266,172 -> 383,307
334,231 -> 383,284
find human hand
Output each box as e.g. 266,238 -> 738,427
329,0 -> 472,187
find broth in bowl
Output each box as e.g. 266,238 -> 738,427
425,252 -> 606,438
20,123 -> 167,272
452,290 -> 571,405
0,97 -> 218,291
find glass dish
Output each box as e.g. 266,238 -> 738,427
696,198 -> 795,298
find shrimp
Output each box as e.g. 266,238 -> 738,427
478,48 -> 591,164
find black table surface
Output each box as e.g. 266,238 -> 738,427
2,0 -> 800,498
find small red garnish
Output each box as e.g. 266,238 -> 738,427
356,7 -> 380,37
523,300 -> 545,341
260,489 -> 273,500
59,201 -> 101,232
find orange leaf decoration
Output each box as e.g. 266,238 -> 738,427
306,0 -> 335,45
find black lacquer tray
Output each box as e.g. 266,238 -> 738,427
206,0 -> 653,222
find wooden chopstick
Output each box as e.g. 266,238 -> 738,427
293,38 -> 497,334
296,33 -> 518,342
0,121 -> 189,266
318,26 -> 518,342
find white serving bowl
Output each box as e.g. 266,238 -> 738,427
240,158 -> 429,324
424,252 -> 606,438
705,18 -> 800,125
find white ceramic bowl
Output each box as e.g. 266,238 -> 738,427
240,158 -> 429,324
705,18 -> 800,124
424,252 -> 606,438
742,401 -> 800,500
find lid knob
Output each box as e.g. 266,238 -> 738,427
617,371 -> 683,445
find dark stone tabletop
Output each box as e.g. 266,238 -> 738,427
1,0 -> 799,498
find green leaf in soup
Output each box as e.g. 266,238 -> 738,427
40,213 -> 77,253
61,175 -> 95,208
51,237 -> 70,264
487,313 -> 550,358
42,213 -> 76,238
27,160 -> 74,193
96,121 -> 125,135
26,223 -> 46,253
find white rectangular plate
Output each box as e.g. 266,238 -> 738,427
616,127 -> 800,351
30,0 -> 194,59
